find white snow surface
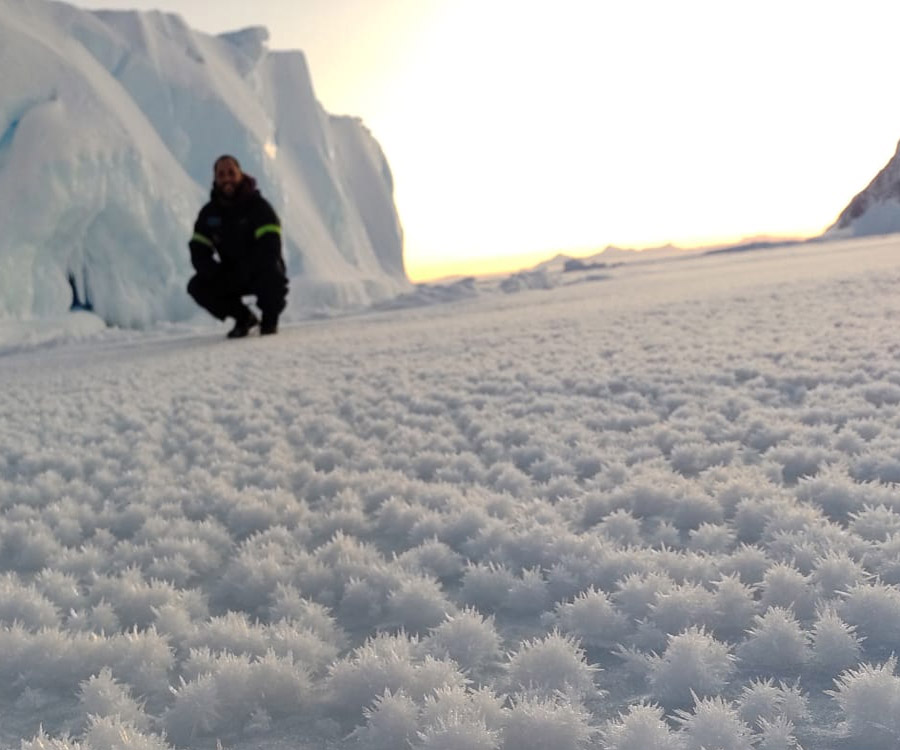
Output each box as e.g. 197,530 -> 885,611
0,0 -> 408,328
4,236 -> 900,749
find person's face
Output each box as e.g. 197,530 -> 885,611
214,158 -> 242,197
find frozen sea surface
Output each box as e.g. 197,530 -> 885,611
2,236 -> 900,749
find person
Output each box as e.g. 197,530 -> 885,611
187,155 -> 288,337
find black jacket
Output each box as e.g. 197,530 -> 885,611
189,175 -> 284,277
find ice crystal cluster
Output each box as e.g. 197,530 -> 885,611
3,232 -> 900,750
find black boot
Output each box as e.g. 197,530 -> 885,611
227,309 -> 259,338
260,312 -> 279,336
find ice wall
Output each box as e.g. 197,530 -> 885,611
0,0 -> 409,326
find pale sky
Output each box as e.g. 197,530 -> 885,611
68,0 -> 900,280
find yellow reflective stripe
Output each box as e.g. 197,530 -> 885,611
255,224 -> 282,240
191,232 -> 214,247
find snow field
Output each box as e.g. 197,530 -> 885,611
2,238 -> 900,748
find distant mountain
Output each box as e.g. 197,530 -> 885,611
0,0 -> 408,327
533,236 -> 801,274
702,237 -> 807,256
533,244 -> 690,272
827,140 -> 900,238
595,244 -> 687,262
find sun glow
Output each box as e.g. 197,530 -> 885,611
337,1 -> 900,281
406,248 -> 569,283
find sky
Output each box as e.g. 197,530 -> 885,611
66,0 -> 900,281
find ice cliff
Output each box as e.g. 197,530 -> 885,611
0,0 -> 409,326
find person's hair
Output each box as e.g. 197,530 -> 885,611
213,154 -> 241,172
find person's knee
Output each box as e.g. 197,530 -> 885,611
188,273 -> 221,308
187,274 -> 203,300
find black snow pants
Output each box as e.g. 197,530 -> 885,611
187,262 -> 288,321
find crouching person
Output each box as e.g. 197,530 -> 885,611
187,154 -> 288,337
